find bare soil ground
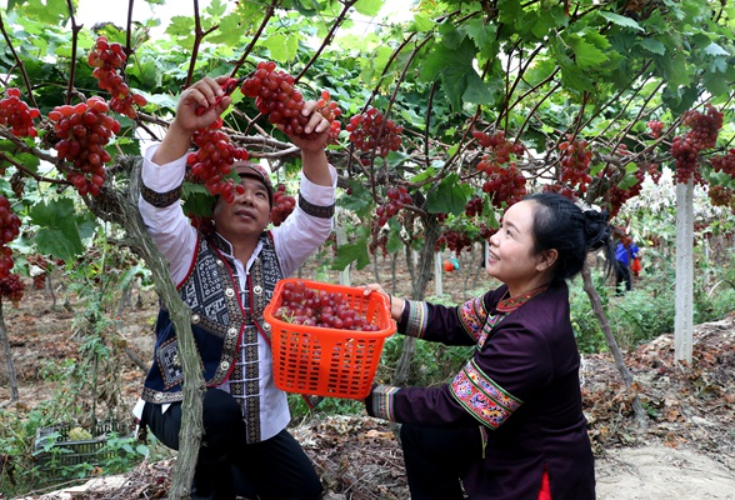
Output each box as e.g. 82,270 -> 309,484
1,254 -> 734,499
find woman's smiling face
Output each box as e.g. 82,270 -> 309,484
486,200 -> 555,296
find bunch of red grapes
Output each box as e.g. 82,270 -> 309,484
708,185 -> 735,209
186,118 -> 250,204
369,230 -> 389,257
682,104 -> 722,150
346,107 -> 403,158
472,130 -> 527,207
645,162 -> 662,184
273,280 -> 381,331
48,96 -> 121,196
464,197 -> 484,217
0,195 -> 20,279
711,148 -> 735,177
542,183 -> 577,201
375,186 -> 412,226
480,162 -> 527,208
473,130 -> 525,169
559,136 -> 593,192
606,166 -> 645,218
0,273 -> 24,305
187,213 -> 215,234
478,222 -> 497,241
671,104 -> 723,184
0,88 -> 40,137
240,61 -> 341,141
27,254 -> 49,290
315,90 -> 342,143
436,229 -> 473,255
271,183 -> 296,226
87,36 -> 147,119
647,120 -> 664,139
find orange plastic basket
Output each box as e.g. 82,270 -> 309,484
264,278 -> 396,399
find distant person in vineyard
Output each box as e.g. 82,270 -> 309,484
134,76 -> 335,500
362,192 -> 612,500
615,236 -> 640,295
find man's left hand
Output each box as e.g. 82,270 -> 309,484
281,100 -> 331,153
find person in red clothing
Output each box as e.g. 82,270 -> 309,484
363,192 -> 613,500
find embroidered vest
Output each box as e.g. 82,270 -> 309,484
141,231 -> 282,408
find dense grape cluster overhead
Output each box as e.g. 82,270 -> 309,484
473,130 -> 527,208
273,280 -> 381,331
0,88 -> 40,138
240,61 -> 341,141
187,119 -> 250,204
48,97 -> 120,196
671,104 -> 723,184
88,36 -> 147,119
474,130 -> 524,165
559,136 -> 593,193
346,107 -> 403,158
480,161 -> 527,208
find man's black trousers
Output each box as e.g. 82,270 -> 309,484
142,388 -> 323,500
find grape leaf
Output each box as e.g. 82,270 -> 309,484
331,240 -> 370,271
263,34 -> 300,63
569,35 -> 609,69
421,38 -> 492,110
636,38 -> 666,56
599,12 -> 643,32
29,199 -> 86,261
426,174 -> 473,215
354,0 -> 383,17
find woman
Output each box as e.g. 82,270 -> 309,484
363,192 -> 612,500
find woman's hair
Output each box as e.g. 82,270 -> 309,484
524,192 -> 614,283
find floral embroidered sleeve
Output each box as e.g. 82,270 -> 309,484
367,315 -> 554,431
397,291 -> 496,346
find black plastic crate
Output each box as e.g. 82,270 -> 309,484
34,420 -> 131,474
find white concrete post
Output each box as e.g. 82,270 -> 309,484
674,179 -> 694,364
434,251 -> 443,296
336,208 -> 350,286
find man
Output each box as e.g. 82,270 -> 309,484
134,76 -> 335,499
615,237 -> 639,294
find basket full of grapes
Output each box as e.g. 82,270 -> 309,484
263,279 -> 396,399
